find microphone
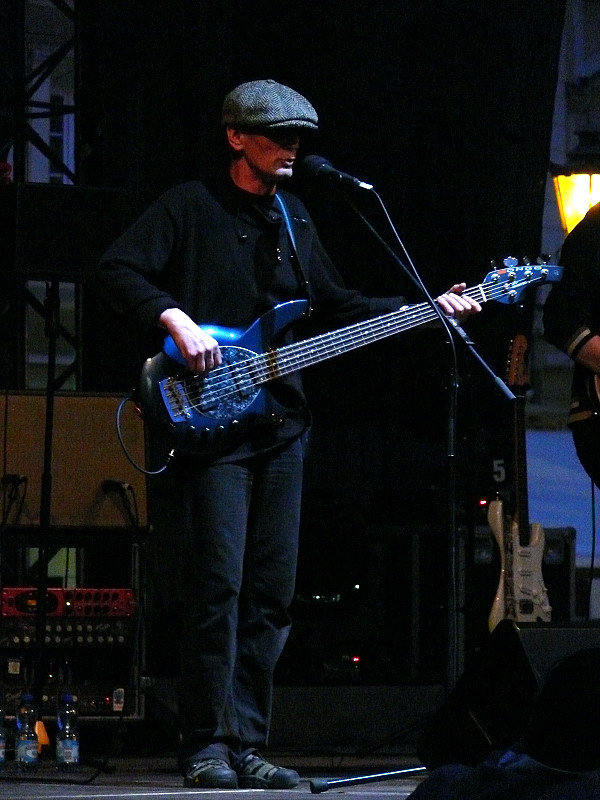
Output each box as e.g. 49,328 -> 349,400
301,155 -> 373,191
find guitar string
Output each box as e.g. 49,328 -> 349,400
166,296 -> 471,410
172,277 -> 546,411
167,275 -> 551,412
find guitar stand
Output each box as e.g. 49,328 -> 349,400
306,713 -> 432,792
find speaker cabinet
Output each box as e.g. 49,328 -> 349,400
516,622 -> 600,683
0,392 -> 146,527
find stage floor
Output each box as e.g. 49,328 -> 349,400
0,754 -> 424,798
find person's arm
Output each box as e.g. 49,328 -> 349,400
94,193 -> 184,337
544,205 -> 600,371
95,184 -> 223,372
158,308 -> 221,373
566,333 -> 600,373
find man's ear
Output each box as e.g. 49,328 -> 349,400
226,126 -> 244,153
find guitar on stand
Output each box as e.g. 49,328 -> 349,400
488,333 -> 551,631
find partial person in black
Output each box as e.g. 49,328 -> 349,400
409,648 -> 600,800
94,79 -> 481,789
544,201 -> 600,489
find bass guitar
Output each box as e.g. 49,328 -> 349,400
488,333 -> 551,631
139,262 -> 563,456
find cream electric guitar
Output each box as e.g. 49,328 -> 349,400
488,334 -> 551,631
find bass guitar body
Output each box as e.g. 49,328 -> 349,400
139,300 -> 308,455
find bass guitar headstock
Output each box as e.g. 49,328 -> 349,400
481,256 -> 562,305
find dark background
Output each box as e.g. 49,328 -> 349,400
3,0 -> 568,684
77,1 -> 564,278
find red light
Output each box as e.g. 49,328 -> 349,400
351,656 -> 360,664
478,498 -> 488,507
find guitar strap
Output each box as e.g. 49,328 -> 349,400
275,193 -> 313,315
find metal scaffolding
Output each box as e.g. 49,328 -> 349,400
1,0 -> 78,183
0,0 -> 82,392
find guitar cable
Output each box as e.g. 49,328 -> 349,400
115,396 -> 174,476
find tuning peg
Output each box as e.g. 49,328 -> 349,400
503,256 -> 518,268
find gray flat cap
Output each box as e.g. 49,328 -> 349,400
222,79 -> 318,130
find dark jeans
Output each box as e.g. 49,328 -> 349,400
151,436 -> 304,762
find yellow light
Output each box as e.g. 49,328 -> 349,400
553,172 -> 600,234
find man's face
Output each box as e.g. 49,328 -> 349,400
227,127 -> 301,193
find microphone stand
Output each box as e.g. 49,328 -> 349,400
346,193 -> 514,688
305,189 -> 514,793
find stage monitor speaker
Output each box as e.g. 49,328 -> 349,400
417,618 -> 600,770
0,184 -> 127,279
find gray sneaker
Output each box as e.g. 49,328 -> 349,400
235,751 -> 300,789
184,757 -> 238,789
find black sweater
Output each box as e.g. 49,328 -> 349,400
94,176 -> 405,459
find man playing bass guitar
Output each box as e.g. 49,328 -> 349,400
93,79 -> 481,790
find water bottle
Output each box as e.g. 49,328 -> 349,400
0,703 -> 5,769
15,693 -> 38,771
56,692 -> 79,771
